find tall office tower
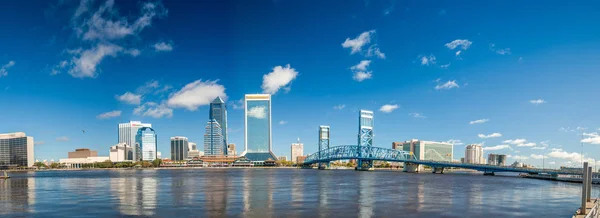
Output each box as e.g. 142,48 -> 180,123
465,144 -> 484,164
136,127 -> 157,161
227,144 -> 236,156
204,119 -> 224,156
318,126 -> 330,168
170,136 -> 189,161
210,97 -> 228,155
0,132 -> 34,167
242,94 -> 277,162
357,110 -> 374,170
118,121 -> 152,161
291,139 -> 304,164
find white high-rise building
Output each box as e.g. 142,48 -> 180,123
0,132 -> 34,167
119,121 -> 152,161
291,139 -> 304,164
465,144 -> 484,164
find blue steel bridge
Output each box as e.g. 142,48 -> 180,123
302,145 -> 579,176
306,110 -> 579,176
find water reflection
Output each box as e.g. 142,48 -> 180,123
110,171 -> 157,216
0,178 -> 35,214
358,173 -> 374,218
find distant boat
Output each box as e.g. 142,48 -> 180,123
0,171 -> 9,179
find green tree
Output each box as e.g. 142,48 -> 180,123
33,162 -> 47,168
152,159 -> 162,167
49,162 -> 61,169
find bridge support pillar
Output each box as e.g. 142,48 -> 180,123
483,171 -> 495,176
356,160 -> 374,171
432,167 -> 444,174
404,163 -> 420,173
318,162 -> 329,170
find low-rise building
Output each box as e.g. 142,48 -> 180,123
296,156 -> 307,164
397,139 -> 453,162
277,156 -> 288,162
59,156 -> 110,168
68,148 -> 98,158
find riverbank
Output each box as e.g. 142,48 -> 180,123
523,174 -> 600,184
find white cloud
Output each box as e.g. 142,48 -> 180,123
490,44 -> 511,55
445,39 -> 472,50
354,71 -> 372,82
531,146 -> 546,150
116,92 -> 142,105
478,133 -> 502,139
167,80 -> 227,111
559,127 -> 575,132
230,99 -> 244,110
483,145 -> 512,151
379,104 -> 399,113
530,99 -> 545,104
469,119 -> 489,124
549,161 -> 556,165
366,46 -> 386,59
261,64 -> 298,94
420,55 -> 436,66
440,63 -> 451,69
455,50 -> 462,56
435,80 -> 459,90
341,30 -> 375,54
134,102 -> 173,118
517,142 -> 536,147
530,154 -> 545,159
512,155 -> 529,160
547,148 -> 595,164
446,139 -> 464,146
351,60 -> 371,71
409,113 -> 426,119
279,120 -> 287,125
503,139 -> 527,145
96,110 -> 121,119
333,104 -> 346,110
35,141 -> 45,145
54,1 -> 167,78
581,132 -> 600,144
247,105 -> 267,119
154,42 -> 173,52
0,60 -> 15,78
56,136 -> 69,142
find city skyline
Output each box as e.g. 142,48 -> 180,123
1,0 -> 600,168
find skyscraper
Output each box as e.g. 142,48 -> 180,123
0,132 -> 34,167
242,94 -> 277,162
136,127 -> 157,161
204,119 -> 224,156
465,144 -> 484,164
118,121 -> 151,161
171,136 -> 189,161
209,97 -> 228,155
291,139 -> 304,164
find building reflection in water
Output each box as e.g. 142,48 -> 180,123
110,172 -> 157,216
358,173 -> 374,218
318,173 -> 329,218
241,170 -> 274,217
204,172 -> 227,217
0,178 -> 36,215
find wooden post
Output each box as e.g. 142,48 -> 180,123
581,162 -> 589,215
587,166 -> 593,202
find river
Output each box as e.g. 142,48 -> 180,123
0,169 -> 598,217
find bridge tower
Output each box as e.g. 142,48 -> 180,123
357,110 -> 374,171
318,126 -> 330,170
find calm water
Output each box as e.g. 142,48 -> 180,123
1,169 -> 598,217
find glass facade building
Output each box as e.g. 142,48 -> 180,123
118,121 -> 152,161
136,127 -> 157,161
170,136 -> 189,161
0,132 -> 34,167
204,119 -> 224,156
209,97 -> 228,155
399,139 -> 453,162
242,94 -> 277,161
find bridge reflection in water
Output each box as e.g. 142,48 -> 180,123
303,145 -> 579,176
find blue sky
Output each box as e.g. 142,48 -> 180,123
1,0 -> 600,168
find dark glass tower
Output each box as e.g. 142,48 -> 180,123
209,97 -> 228,155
